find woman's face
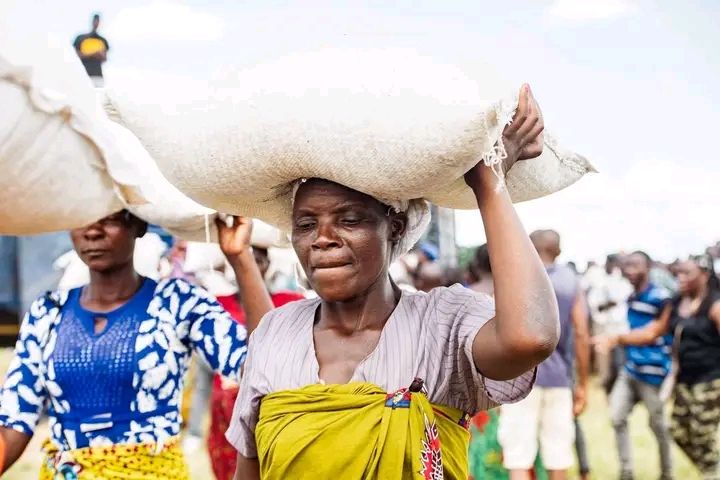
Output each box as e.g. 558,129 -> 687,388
291,179 -> 406,302
676,260 -> 709,296
70,211 -> 145,273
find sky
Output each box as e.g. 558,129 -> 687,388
4,0 -> 719,263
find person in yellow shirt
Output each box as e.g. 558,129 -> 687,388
73,13 -> 109,86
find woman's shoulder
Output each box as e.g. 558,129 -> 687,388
253,297 -> 319,341
27,289 -> 71,319
153,277 -> 213,302
393,284 -> 495,330
403,284 -> 494,310
18,290 -> 73,344
706,289 -> 720,313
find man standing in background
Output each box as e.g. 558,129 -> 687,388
599,251 -> 674,480
73,13 -> 109,86
499,230 -> 590,480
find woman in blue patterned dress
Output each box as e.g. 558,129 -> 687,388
0,211 -> 271,479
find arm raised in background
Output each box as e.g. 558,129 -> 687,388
217,216 -> 274,337
468,84 -> 560,381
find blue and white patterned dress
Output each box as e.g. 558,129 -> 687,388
0,277 -> 247,451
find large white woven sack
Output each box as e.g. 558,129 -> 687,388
106,48 -> 594,232
0,29 -> 133,235
104,121 -> 218,242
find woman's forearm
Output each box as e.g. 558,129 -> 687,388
234,453 -> 260,480
228,250 -> 273,337
470,166 -> 559,378
0,427 -> 31,474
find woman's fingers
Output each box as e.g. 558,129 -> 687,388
215,216 -> 228,233
519,131 -> 545,160
515,101 -> 539,143
522,122 -> 545,147
504,84 -> 531,135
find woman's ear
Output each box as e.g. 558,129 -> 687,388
389,212 -> 408,243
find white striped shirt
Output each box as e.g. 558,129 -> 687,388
226,285 -> 535,457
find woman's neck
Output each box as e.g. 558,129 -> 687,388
318,276 -> 400,334
83,262 -> 142,308
687,283 -> 709,304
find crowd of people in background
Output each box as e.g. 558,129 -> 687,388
459,238 -> 720,480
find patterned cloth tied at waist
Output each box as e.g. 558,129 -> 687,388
255,380 -> 471,479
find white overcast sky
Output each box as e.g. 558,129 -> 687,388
4,0 -> 719,263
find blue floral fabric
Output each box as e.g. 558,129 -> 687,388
0,278 -> 247,451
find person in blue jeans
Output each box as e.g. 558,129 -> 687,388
596,251 -> 674,480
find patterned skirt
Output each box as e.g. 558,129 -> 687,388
39,437 -> 189,480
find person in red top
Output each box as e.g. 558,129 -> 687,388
209,223 -> 304,480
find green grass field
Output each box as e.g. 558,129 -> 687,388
0,348 -> 703,479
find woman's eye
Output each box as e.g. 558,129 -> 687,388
294,219 -> 316,230
341,217 -> 361,225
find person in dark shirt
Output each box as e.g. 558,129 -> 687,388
73,13 -> 109,86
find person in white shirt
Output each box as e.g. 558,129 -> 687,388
584,254 -> 632,393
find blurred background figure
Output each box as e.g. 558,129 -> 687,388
467,243 -> 494,296
388,253 -> 416,292
706,243 -> 720,280
391,242 -> 440,293
651,261 -> 679,295
160,239 -> 193,282
414,262 -> 446,292
583,254 -> 632,394
498,230 -> 590,480
599,251 -> 674,480
73,13 -> 109,86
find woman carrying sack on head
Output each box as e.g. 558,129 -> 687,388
0,211 -> 271,479
226,85 -> 561,480
595,255 -> 720,479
